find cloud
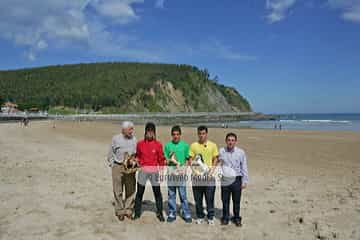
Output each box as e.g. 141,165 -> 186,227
25,51 -> 36,62
155,0 -> 165,8
89,0 -> 144,24
0,1 -> 257,63
86,19 -> 163,61
36,40 -> 48,50
0,0 -> 144,60
328,0 -> 360,22
265,0 -> 296,23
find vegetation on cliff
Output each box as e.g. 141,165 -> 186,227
0,62 -> 252,113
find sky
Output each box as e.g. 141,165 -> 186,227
0,0 -> 359,114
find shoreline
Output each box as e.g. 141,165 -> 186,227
0,112 -> 278,123
4,119 -> 360,133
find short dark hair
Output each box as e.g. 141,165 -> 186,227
225,132 -> 237,141
171,125 -> 182,134
197,125 -> 208,133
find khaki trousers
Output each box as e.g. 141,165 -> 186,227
112,163 -> 136,216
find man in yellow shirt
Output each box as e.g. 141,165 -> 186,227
189,125 -> 219,225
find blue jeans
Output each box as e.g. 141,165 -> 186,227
168,182 -> 191,219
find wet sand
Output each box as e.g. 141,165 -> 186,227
1,120 -> 360,240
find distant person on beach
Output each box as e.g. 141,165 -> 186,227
133,122 -> 165,222
189,125 -> 219,225
219,132 -> 249,227
279,123 -> 282,131
163,125 -> 192,223
22,117 -> 29,127
107,121 -> 137,221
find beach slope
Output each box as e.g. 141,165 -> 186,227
1,121 -> 360,240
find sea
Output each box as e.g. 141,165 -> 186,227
222,113 -> 360,132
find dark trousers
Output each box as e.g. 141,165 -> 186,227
134,171 -> 163,216
192,184 -> 216,220
221,176 -> 242,221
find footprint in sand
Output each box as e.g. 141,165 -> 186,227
64,202 -> 88,212
54,222 -> 76,238
25,209 -> 50,217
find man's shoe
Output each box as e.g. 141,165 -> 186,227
132,214 -> 141,220
184,217 -> 192,223
195,218 -> 204,224
221,219 -> 229,225
234,219 -> 242,227
157,213 -> 165,222
208,219 -> 215,225
167,216 -> 176,223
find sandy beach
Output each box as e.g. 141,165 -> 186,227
1,120 -> 360,240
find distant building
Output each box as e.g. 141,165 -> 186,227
28,108 -> 40,113
1,101 -> 20,113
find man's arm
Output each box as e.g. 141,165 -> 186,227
135,141 -> 141,165
107,143 -> 113,162
218,149 -> 224,166
209,143 -> 219,176
157,143 -> 166,168
208,156 -> 219,177
106,145 -> 113,166
241,151 -> 249,189
212,143 -> 220,166
163,144 -> 170,165
183,143 -> 190,166
106,137 -> 116,166
188,143 -> 195,166
212,155 -> 219,167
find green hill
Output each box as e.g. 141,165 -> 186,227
0,62 -> 252,113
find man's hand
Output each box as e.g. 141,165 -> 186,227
170,154 -> 180,167
208,166 -> 216,177
241,183 -> 247,189
187,157 -> 192,166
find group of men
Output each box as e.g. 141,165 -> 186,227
107,121 -> 249,226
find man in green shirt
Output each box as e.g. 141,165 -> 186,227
164,125 -> 192,223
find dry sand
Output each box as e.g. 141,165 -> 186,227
1,120 -> 360,240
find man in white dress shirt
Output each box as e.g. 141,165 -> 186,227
219,132 -> 249,226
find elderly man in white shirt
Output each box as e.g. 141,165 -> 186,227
219,132 -> 249,227
107,121 -> 137,221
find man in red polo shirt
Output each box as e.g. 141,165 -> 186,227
133,122 -> 165,222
